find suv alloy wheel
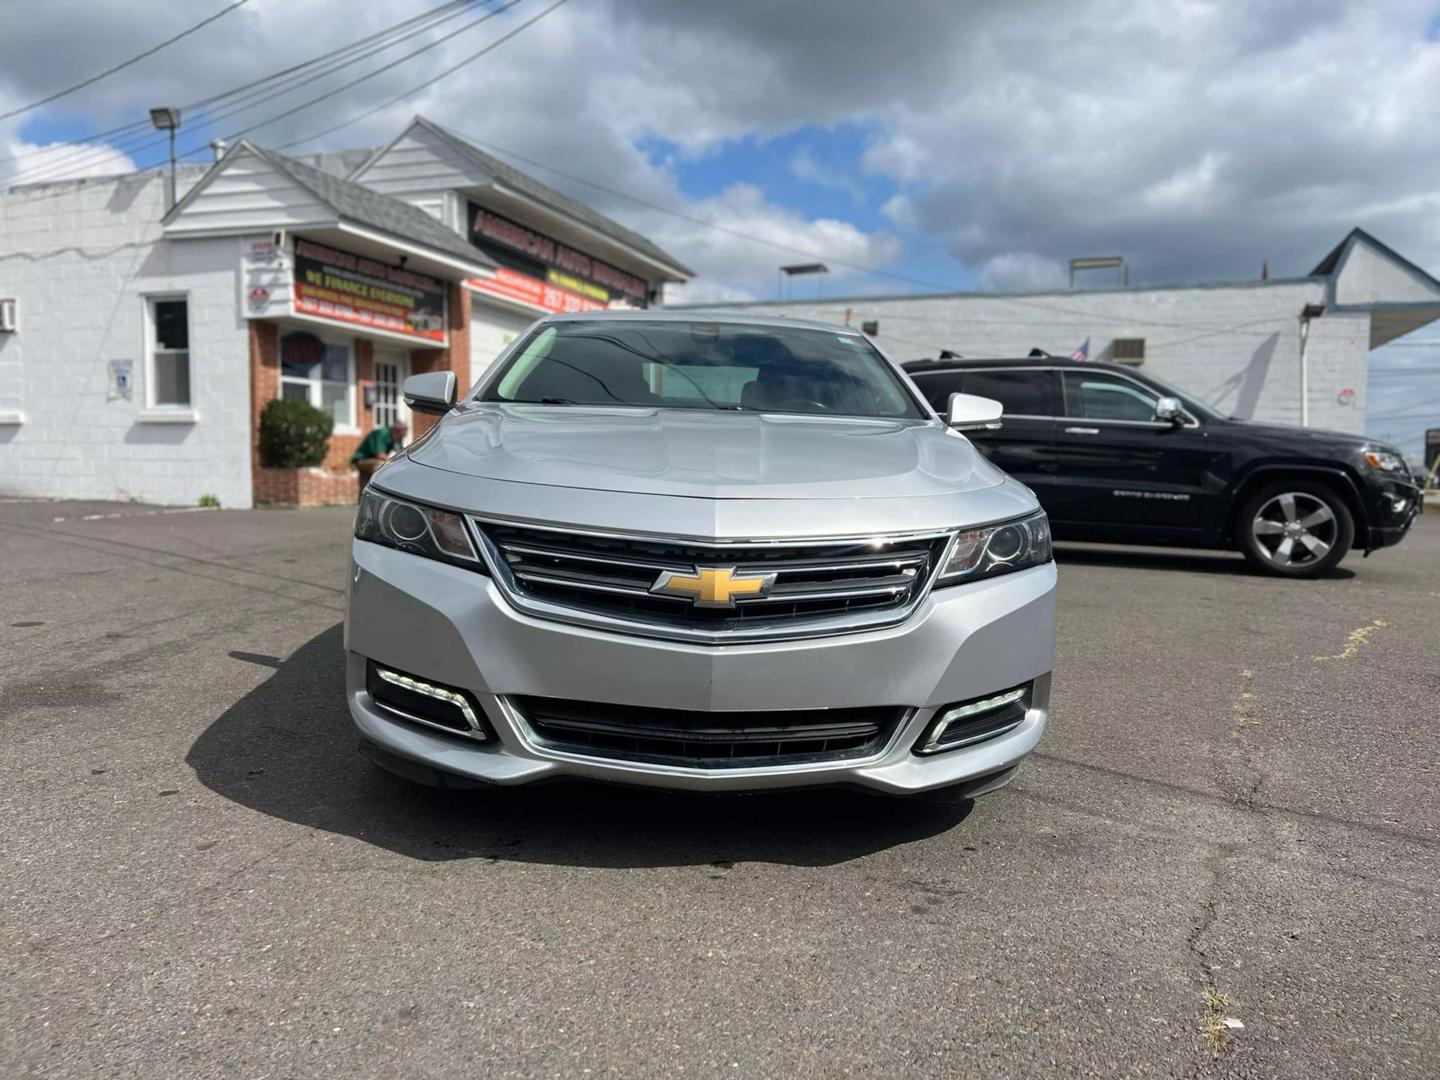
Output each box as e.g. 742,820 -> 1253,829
1237,480 -> 1354,577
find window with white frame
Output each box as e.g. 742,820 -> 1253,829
146,296 -> 191,407
279,331 -> 354,429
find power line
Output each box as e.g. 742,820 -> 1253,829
422,127 -> 1347,334
202,0 -> 531,153
0,0 -> 252,122
407,127 -> 963,294
270,0 -> 568,153
0,0 -> 485,187
8,0 -> 560,206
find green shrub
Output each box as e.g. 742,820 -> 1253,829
198,493 -> 220,508
259,398 -> 332,468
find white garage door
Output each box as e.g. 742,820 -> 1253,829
470,303 -> 536,386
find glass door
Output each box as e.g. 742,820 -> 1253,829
372,352 -> 410,432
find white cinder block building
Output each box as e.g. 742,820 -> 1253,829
0,116 -> 691,508
682,229 -> 1440,438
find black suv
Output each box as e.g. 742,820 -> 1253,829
903,357 -> 1421,577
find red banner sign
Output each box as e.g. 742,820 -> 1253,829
465,267 -> 608,314
467,204 -> 649,304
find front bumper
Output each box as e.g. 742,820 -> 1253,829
1363,476 -> 1422,550
344,541 -> 1056,796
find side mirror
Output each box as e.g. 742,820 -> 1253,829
403,371 -> 456,416
947,392 -> 1004,432
1155,396 -> 1184,425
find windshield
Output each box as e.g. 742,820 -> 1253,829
478,320 -> 925,419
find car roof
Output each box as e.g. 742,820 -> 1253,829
901,356 -> 1142,375
540,309 -> 860,335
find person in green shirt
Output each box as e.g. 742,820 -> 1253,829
351,421 -> 408,490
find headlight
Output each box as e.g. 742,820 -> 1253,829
355,487 -> 481,566
936,509 -> 1052,585
1363,448 -> 1407,473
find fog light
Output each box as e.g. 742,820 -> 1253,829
367,662 -> 488,739
915,685 -> 1030,755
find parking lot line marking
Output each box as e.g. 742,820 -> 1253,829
1313,618 -> 1388,661
1231,669 -> 1261,737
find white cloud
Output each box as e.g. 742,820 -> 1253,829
879,193 -> 916,230
978,253 -> 1068,292
1,137 -> 134,186
2,0 -> 1440,302
788,147 -> 862,201
653,183 -> 901,304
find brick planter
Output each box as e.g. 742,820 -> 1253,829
254,466 -> 359,507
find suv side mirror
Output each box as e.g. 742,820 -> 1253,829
403,371 -> 456,416
1155,396 -> 1184,425
947,392 -> 1004,431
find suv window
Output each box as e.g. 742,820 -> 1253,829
909,368 -> 1051,416
1062,371 -> 1160,422
961,370 -> 1051,416
908,371 -> 962,413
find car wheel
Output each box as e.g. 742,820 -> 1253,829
1237,481 -> 1354,578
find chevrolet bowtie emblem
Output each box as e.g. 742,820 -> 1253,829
650,566 -> 778,608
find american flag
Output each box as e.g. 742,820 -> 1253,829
1070,338 -> 1090,362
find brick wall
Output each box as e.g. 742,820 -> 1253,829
253,465 -> 358,507
249,283 -> 471,504
408,283 -> 470,441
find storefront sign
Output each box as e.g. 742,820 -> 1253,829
466,202 -> 648,307
465,266 -> 608,314
242,236 -> 285,319
292,239 -> 447,343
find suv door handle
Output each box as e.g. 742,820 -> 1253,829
1064,426 -> 1100,435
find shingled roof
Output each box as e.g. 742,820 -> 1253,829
163,140 -> 497,275
244,142 -> 497,272
374,117 -> 694,278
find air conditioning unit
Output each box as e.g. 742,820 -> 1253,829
1112,337 -> 1145,364
0,298 -> 16,333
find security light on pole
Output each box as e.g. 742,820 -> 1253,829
1069,256 -> 1128,289
779,262 -> 829,299
149,107 -> 182,210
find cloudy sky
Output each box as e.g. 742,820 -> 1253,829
2,0 -> 1438,455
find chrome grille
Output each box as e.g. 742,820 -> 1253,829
474,520 -> 952,643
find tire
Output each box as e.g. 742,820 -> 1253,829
1236,479 -> 1354,578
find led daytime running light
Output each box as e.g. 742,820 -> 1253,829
374,666 -> 481,730
919,686 -> 1029,754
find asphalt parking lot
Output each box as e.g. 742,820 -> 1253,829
2,499 -> 1437,1079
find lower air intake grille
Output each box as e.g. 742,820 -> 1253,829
513,696 -> 906,768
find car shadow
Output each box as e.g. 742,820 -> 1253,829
1054,542 -> 1357,580
187,623 -> 973,868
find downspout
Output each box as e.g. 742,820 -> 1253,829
1298,302 -> 1326,427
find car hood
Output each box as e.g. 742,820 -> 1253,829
1222,418 -> 1377,452
405,402 -> 1006,500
